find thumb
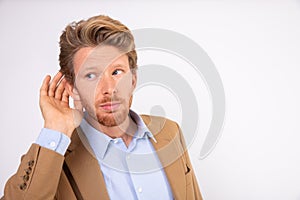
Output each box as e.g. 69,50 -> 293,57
72,100 -> 84,128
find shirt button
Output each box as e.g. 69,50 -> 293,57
113,139 -> 118,144
126,155 -> 130,159
50,141 -> 56,147
137,187 -> 143,193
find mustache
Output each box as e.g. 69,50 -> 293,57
95,96 -> 123,105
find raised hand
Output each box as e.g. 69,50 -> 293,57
39,72 -> 83,138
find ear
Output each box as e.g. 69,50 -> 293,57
65,81 -> 84,112
65,82 -> 81,101
132,72 -> 137,91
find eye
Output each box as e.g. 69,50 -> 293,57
112,69 -> 124,76
85,73 -> 97,80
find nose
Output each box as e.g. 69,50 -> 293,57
97,72 -> 117,96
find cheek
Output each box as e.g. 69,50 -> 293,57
79,91 -> 95,107
75,81 -> 97,104
116,73 -> 134,94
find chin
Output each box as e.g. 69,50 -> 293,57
96,108 -> 128,127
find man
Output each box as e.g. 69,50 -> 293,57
1,15 -> 202,200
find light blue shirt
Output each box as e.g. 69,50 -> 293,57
36,110 -> 173,200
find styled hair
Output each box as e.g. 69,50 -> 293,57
59,15 -> 137,84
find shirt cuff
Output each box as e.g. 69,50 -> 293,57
35,128 -> 71,155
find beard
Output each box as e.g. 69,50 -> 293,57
80,93 -> 131,128
96,108 -> 128,127
95,96 -> 129,127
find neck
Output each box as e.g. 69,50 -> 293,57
85,113 -> 137,147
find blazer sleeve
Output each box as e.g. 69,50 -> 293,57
1,143 -> 64,200
177,123 -> 203,200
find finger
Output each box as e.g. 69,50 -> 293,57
73,100 -> 84,127
48,72 -> 64,97
62,89 -> 69,103
54,78 -> 66,100
74,99 -> 83,112
72,109 -> 84,128
40,75 -> 51,97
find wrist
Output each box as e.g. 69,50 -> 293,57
44,122 -> 74,138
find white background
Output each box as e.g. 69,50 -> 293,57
1,0 -> 300,199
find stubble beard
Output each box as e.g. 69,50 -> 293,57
81,94 -> 130,128
96,107 -> 128,127
95,96 -> 129,127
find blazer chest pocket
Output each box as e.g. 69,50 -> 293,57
185,164 -> 192,186
184,164 -> 197,199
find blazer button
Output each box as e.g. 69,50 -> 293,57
25,167 -> 32,175
28,160 -> 34,167
19,183 -> 27,190
23,174 -> 30,182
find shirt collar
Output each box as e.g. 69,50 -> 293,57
128,110 -> 154,139
79,109 -> 156,160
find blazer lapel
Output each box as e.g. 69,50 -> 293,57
65,127 -> 110,200
141,115 -> 187,200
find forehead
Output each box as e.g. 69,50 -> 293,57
73,45 -> 129,75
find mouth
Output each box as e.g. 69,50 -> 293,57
99,101 -> 121,112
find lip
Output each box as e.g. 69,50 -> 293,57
99,101 -> 121,111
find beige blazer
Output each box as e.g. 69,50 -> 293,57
1,115 -> 202,200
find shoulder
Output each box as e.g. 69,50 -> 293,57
140,114 -> 179,128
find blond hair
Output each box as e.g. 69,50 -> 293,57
59,15 -> 137,84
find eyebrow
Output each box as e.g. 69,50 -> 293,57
86,66 -> 98,69
112,63 -> 127,68
80,66 -> 100,72
79,61 -> 128,74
